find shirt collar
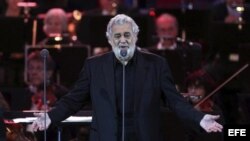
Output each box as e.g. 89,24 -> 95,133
157,42 -> 177,50
113,49 -> 137,67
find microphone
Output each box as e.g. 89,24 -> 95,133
112,45 -> 135,66
40,49 -> 49,58
119,49 -> 128,66
120,49 -> 127,57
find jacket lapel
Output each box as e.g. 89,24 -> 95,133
102,51 -> 149,115
134,51 -> 149,114
102,52 -> 117,113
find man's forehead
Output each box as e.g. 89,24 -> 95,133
111,23 -> 133,32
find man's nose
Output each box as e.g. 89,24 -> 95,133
120,36 -> 126,43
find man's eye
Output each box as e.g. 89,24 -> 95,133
124,33 -> 131,38
114,34 -> 121,39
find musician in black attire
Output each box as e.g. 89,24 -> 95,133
149,13 -> 202,92
183,70 -> 224,141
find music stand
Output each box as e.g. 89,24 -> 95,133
148,47 -> 202,91
25,45 -> 90,88
0,17 -> 26,55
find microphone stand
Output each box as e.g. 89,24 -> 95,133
122,64 -> 126,141
120,49 -> 128,141
40,49 -> 49,141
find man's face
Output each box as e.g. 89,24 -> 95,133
27,60 -> 44,86
156,16 -> 178,39
187,85 -> 206,104
109,23 -> 137,50
44,16 -> 63,37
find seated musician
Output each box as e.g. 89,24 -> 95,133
38,8 -> 82,46
183,69 -> 224,141
26,51 -> 68,111
210,0 -> 250,24
1,0 -> 22,17
153,13 -> 202,51
10,51 -> 70,141
148,13 -> 203,91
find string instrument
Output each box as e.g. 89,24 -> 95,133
183,64 -> 249,112
194,64 -> 249,110
31,85 -> 57,110
195,98 -> 214,112
5,121 -> 32,141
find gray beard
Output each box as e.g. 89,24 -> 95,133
112,45 -> 136,65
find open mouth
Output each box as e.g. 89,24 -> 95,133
119,45 -> 129,49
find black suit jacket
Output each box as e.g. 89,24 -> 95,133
49,50 -> 204,141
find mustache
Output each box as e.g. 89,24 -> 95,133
118,40 -> 129,45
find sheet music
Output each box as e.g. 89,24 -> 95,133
12,116 -> 92,123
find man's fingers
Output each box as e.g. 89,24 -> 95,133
210,126 -> 222,132
211,126 -> 222,132
32,121 -> 39,132
207,122 -> 223,133
32,112 -> 46,132
34,112 -> 44,117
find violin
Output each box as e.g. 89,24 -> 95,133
194,64 -> 249,109
195,98 -> 214,112
5,120 -> 35,141
185,94 -> 214,112
31,85 -> 57,110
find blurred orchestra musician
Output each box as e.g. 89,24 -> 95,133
150,13 -> 202,91
183,69 -> 224,141
18,51 -> 69,141
185,70 -> 222,114
38,8 -> 82,46
1,0 -> 22,17
154,13 -> 202,51
210,0 -> 250,24
154,13 -> 179,50
26,51 -> 68,111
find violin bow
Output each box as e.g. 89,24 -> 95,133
194,63 -> 249,108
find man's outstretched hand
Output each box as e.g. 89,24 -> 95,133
32,112 -> 51,132
200,114 -> 223,133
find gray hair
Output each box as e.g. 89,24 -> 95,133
44,8 -> 68,32
106,14 -> 139,39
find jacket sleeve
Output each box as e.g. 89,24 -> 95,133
48,59 -> 91,125
160,58 -> 204,124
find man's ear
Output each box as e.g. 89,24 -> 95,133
134,35 -> 138,43
108,39 -> 113,46
43,25 -> 47,35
